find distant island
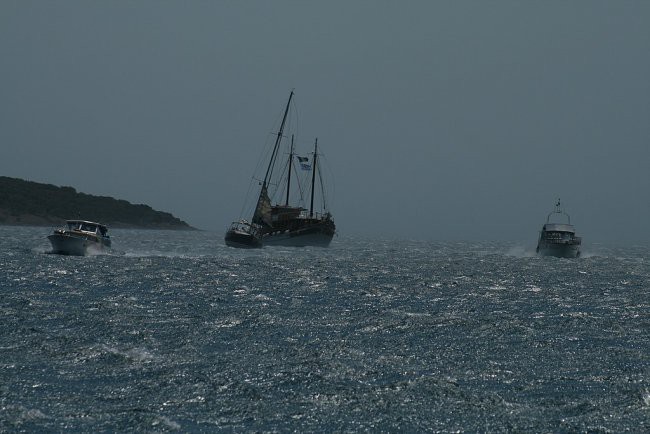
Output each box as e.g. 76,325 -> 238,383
0,176 -> 195,230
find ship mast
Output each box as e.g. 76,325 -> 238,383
285,135 -> 294,206
318,154 -> 328,212
262,90 -> 293,189
547,198 -> 571,224
252,91 -> 293,226
310,138 -> 318,218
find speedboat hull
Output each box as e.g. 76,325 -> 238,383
48,233 -> 110,256
225,229 -> 262,248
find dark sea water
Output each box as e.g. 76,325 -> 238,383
1,226 -> 649,433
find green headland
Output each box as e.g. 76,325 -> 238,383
0,176 -> 195,230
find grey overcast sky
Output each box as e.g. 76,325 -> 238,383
1,1 -> 649,244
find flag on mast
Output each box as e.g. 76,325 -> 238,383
297,156 -> 311,170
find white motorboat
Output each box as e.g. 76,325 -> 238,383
48,220 -> 112,256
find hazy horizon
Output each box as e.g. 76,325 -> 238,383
2,1 -> 649,245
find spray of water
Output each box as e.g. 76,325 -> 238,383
505,245 -> 536,258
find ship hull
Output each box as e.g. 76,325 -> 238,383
48,233 -> 111,256
262,223 -> 334,247
536,242 -> 580,258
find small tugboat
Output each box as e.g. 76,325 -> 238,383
48,220 -> 111,255
536,200 -> 581,258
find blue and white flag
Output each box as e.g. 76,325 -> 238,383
297,156 -> 311,170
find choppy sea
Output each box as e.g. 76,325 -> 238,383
1,226 -> 649,432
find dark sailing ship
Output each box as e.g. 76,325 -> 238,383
225,91 -> 335,248
536,199 -> 581,258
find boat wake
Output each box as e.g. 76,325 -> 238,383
505,245 -> 536,258
121,250 -> 206,259
31,246 -> 52,255
86,246 -> 111,256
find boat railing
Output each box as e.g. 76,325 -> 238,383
298,210 -> 332,220
542,234 -> 581,245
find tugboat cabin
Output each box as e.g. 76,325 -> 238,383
540,223 -> 576,241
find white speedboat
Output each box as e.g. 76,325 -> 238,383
225,220 -> 263,248
48,220 -> 112,255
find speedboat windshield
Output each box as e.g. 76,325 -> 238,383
67,221 -> 99,233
